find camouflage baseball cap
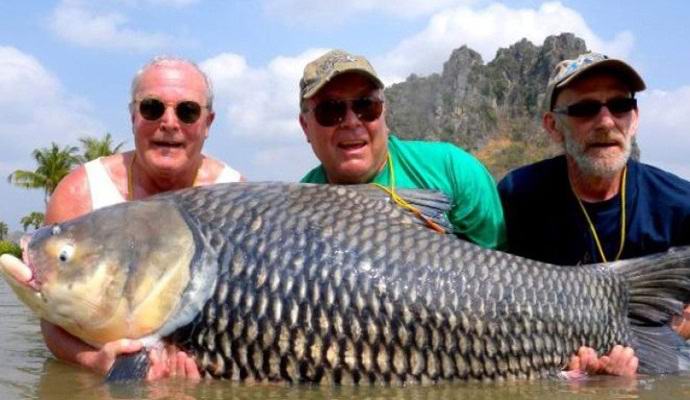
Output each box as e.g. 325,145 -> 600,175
543,52 -> 646,112
300,49 -> 384,100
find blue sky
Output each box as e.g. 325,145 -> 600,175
1,0 -> 690,231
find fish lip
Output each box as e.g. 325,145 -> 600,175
19,235 -> 40,291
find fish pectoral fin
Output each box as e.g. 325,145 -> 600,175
105,349 -> 150,383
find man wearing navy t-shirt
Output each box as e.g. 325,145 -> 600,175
499,52 -> 690,376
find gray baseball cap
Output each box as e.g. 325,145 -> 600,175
544,52 -> 646,111
299,49 -> 384,100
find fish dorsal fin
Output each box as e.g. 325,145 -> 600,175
344,184 -> 454,234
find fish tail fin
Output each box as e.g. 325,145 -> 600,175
616,246 -> 690,374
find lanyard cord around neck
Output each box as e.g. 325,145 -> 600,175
127,153 -> 200,201
371,153 -> 445,234
572,165 -> 627,263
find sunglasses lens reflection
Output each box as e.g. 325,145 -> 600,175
139,98 -> 166,121
352,98 -> 383,122
606,98 -> 637,114
313,98 -> 383,127
314,100 -> 347,127
138,98 -> 203,124
176,101 -> 202,124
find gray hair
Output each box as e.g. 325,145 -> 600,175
130,56 -> 214,111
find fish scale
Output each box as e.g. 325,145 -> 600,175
159,183 -> 634,383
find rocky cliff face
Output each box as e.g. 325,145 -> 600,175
384,33 -> 589,178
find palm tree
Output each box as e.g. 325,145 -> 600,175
20,212 -> 44,231
79,133 -> 125,162
8,143 -> 81,204
0,221 -> 8,241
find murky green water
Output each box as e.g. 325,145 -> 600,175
2,281 -> 690,400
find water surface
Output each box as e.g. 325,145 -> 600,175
2,280 -> 690,400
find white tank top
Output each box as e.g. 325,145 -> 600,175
84,158 -> 242,210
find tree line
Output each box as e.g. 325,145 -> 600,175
2,133 -> 125,238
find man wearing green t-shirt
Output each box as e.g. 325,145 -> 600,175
298,49 -> 505,249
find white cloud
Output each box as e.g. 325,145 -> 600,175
200,49 -> 331,181
263,0 -> 476,24
637,87 -> 690,180
375,1 -> 634,84
0,46 -> 105,167
0,46 -> 105,230
50,0 -> 171,51
201,49 -> 327,142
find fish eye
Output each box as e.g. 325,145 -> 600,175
58,244 -> 75,263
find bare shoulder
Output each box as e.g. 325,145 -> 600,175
45,165 -> 92,224
199,155 -> 244,184
46,153 -> 129,224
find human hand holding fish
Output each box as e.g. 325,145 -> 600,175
567,345 -> 638,378
1,253 -> 199,381
671,305 -> 690,339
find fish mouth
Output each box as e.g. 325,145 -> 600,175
7,235 -> 40,291
0,253 -> 39,292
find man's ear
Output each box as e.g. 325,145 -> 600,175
630,106 -> 640,139
543,112 -> 564,144
299,113 -> 310,143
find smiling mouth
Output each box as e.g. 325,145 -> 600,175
152,141 -> 185,149
338,140 -> 367,150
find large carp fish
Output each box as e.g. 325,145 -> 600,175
2,182 -> 690,383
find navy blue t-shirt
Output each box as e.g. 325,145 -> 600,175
498,155 -> 690,265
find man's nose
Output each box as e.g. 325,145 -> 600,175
594,105 -> 617,128
159,105 -> 179,129
340,103 -> 361,127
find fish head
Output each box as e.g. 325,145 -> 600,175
1,199 -> 196,347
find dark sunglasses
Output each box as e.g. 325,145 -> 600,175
553,97 -> 637,118
312,97 -> 384,127
135,98 -> 206,124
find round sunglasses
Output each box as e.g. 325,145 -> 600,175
134,98 -> 207,124
311,97 -> 384,127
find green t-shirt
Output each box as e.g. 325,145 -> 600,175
300,135 -> 506,249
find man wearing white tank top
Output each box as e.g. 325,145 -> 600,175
39,56 -> 243,380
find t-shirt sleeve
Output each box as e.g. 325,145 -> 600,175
300,166 -> 327,183
446,148 -> 506,249
496,173 -> 524,255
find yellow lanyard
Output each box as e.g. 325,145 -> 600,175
372,154 -> 445,233
572,166 -> 627,263
127,153 -> 199,201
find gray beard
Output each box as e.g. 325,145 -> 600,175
563,135 -> 631,178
